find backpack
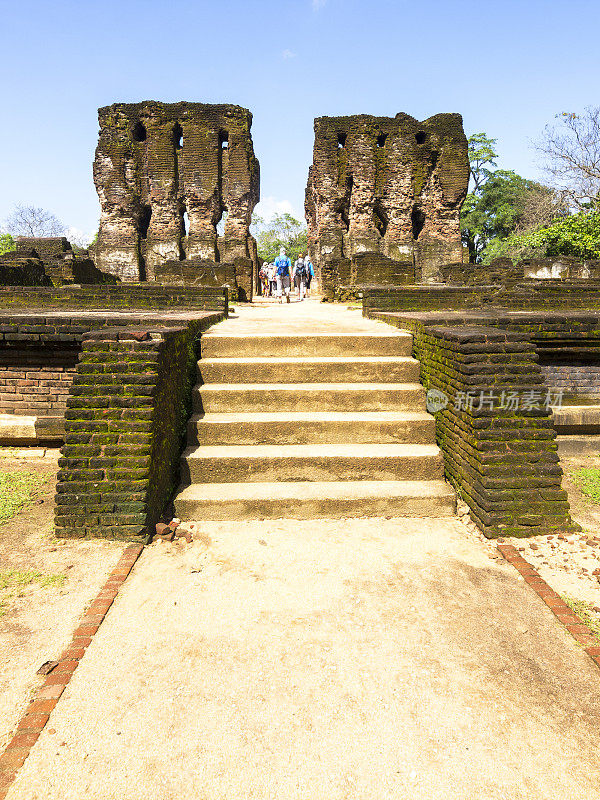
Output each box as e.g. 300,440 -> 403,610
295,261 -> 307,280
276,258 -> 289,276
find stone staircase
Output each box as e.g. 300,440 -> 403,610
174,328 -> 455,520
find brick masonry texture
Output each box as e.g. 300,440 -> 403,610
397,319 -> 574,538
0,544 -> 142,799
93,101 -> 260,286
0,285 -> 228,312
305,113 -> 469,296
361,279 -> 600,314
54,316 -> 218,541
364,306 -> 600,401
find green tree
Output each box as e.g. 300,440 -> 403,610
467,132 -> 498,193
251,212 -> 308,263
484,210 -> 600,263
460,133 -> 565,263
0,233 -> 15,255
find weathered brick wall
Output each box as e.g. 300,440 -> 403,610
0,364 -> 77,416
0,285 -> 227,312
306,112 -> 469,285
540,363 -> 600,396
411,323 -> 574,538
362,282 -> 600,314
0,305 -> 226,422
93,101 -> 260,286
55,317 -> 215,541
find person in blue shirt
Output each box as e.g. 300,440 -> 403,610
304,253 -> 315,297
274,247 -> 292,304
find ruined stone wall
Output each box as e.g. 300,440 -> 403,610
93,102 -> 260,286
305,113 -> 469,288
0,238 -> 115,286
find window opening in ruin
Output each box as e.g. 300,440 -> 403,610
216,208 -> 228,237
377,134 -> 388,148
373,202 -> 388,237
411,205 -> 425,240
219,131 -> 229,149
131,121 -> 147,143
138,205 -> 151,239
337,133 -> 347,149
183,210 -> 190,236
173,123 -> 183,150
338,175 -> 352,232
136,205 -> 151,281
415,131 -> 427,145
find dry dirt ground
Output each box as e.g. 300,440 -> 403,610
460,447 -> 600,621
0,448 -> 124,750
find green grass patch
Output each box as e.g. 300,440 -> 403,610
572,468 -> 600,503
0,470 -> 45,524
561,593 -> 600,641
0,570 -> 66,616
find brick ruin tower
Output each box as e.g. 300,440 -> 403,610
305,113 -> 469,292
93,102 -> 260,286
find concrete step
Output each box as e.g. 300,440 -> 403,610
174,479 -> 456,521
198,355 -> 420,384
194,383 -> 426,413
187,411 -> 437,446
181,443 -> 444,483
200,332 -> 413,358
552,405 -> 600,434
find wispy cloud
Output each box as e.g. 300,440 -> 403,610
254,196 -> 302,223
282,49 -> 296,60
312,0 -> 327,10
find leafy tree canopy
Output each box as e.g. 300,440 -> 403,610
483,210 -> 600,263
251,212 -> 308,263
0,233 -> 15,256
460,133 -> 566,263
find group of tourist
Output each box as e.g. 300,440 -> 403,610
259,249 -> 315,303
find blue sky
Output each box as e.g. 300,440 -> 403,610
1,0 -> 599,243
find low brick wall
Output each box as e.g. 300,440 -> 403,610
409,322 -> 574,537
362,282 -> 600,314
0,312 -> 226,421
0,284 -> 228,312
540,363 -> 600,396
55,314 -> 219,541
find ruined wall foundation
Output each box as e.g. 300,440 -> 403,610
93,102 -> 260,287
305,113 -> 469,295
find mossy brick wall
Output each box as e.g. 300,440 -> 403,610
362,283 -> 600,315
0,284 -> 227,312
0,312 -> 222,418
305,112 -> 468,283
366,308 -> 600,400
411,323 -> 575,538
94,102 -> 259,283
55,320 -> 210,541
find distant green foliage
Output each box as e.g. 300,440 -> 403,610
484,210 -> 600,263
0,233 -> 15,255
460,132 -> 567,264
252,213 -> 308,263
572,467 -> 600,503
0,471 -> 45,524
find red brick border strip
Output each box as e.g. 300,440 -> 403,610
497,543 -> 600,668
0,543 -> 143,799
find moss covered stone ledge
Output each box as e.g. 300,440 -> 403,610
54,315 -> 218,541
410,322 -> 576,538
